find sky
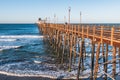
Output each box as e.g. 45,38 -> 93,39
0,0 -> 120,23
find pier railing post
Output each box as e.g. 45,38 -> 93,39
111,27 -> 114,46
87,25 -> 89,38
93,26 -> 95,40
82,25 -> 84,38
101,26 -> 103,43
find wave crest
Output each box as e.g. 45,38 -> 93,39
0,46 -> 21,51
0,39 -> 16,42
0,35 -> 43,39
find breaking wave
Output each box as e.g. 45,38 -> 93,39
0,39 -> 16,42
0,35 -> 43,39
0,46 -> 21,51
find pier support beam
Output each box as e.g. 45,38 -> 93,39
94,42 -> 101,80
118,47 -> 120,73
77,38 -> 84,80
69,35 -> 73,72
105,44 -> 108,80
61,34 -> 65,64
112,46 -> 116,78
73,36 -> 77,63
102,43 -> 106,80
91,41 -> 95,79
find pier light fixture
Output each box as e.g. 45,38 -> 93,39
54,14 -> 56,24
68,6 -> 71,25
80,11 -> 82,25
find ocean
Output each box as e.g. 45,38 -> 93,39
0,24 -> 119,79
0,24 -> 55,76
0,24 -> 75,79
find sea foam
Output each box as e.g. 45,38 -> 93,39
0,46 -> 21,51
0,35 -> 43,39
0,39 -> 16,42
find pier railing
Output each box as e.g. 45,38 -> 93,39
40,23 -> 120,46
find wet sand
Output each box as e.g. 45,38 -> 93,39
0,74 -> 120,80
0,73 -> 75,80
0,74 -> 52,80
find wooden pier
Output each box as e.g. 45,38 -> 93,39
37,21 -> 120,80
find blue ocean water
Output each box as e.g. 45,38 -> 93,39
0,24 -> 119,79
0,24 -> 54,75
0,24 -> 39,35
0,24 -> 44,54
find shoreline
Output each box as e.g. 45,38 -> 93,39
0,71 -> 55,79
0,71 -> 75,80
0,72 -> 77,80
0,71 -> 120,80
0,73 -> 51,80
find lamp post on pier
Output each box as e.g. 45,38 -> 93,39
80,11 -> 82,26
54,14 -> 56,24
68,7 -> 71,26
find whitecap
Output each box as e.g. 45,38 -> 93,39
0,35 -> 44,39
0,46 -> 21,51
0,39 -> 16,42
34,60 -> 42,64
